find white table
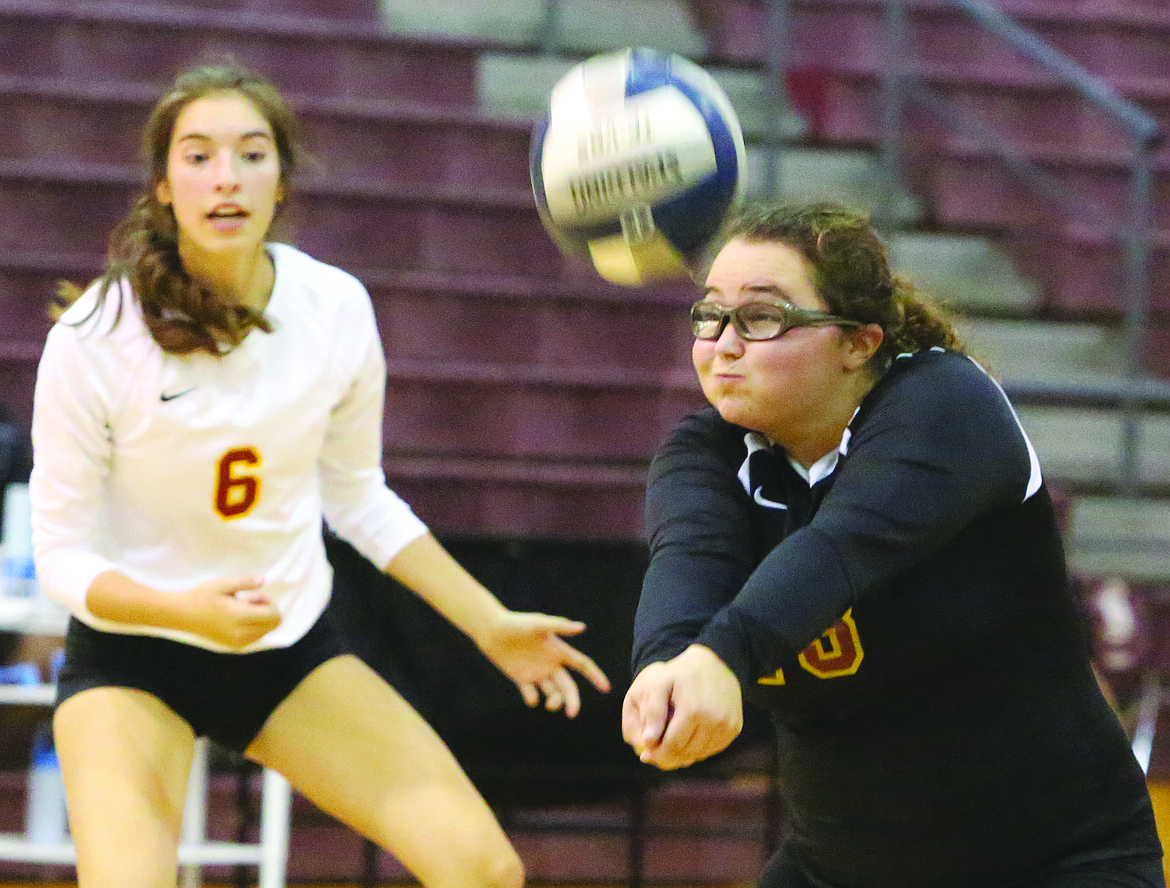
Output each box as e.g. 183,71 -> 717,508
0,596 -> 292,888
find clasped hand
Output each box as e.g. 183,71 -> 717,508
476,611 -> 611,718
622,644 -> 743,770
182,575 -> 282,649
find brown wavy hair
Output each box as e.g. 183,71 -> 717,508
723,202 -> 966,368
57,62 -> 302,354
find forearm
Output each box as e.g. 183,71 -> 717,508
382,533 -> 507,647
86,570 -> 190,630
633,549 -> 744,674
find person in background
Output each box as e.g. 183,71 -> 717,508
31,62 -> 608,888
623,201 -> 1162,887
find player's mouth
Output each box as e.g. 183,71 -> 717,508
207,204 -> 249,232
712,364 -> 744,380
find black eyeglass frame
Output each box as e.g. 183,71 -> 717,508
690,300 -> 864,341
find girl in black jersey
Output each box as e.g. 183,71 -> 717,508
622,202 -> 1163,887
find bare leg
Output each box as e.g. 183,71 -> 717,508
54,687 -> 196,888
246,654 -> 523,888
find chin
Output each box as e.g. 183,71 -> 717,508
712,400 -> 754,429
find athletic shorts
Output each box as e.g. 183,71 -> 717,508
758,843 -> 1165,888
55,613 -> 346,753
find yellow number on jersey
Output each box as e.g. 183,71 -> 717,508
757,610 -> 865,686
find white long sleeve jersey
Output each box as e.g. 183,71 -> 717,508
30,243 -> 427,652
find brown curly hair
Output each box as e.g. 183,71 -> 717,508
723,202 -> 966,368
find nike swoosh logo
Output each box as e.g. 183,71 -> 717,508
753,487 -> 788,510
160,388 -> 196,402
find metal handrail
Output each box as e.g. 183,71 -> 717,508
953,0 -> 1159,147
934,1 -> 1160,495
766,0 -> 1162,494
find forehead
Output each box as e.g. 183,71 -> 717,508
171,91 -> 273,143
704,238 -> 819,306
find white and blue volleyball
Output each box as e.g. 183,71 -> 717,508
530,47 -> 747,287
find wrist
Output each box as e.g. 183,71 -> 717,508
682,643 -> 742,690
682,642 -> 724,666
468,601 -> 511,652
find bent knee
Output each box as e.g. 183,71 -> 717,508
424,835 -> 524,888
483,845 -> 525,888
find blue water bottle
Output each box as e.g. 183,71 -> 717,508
26,722 -> 68,846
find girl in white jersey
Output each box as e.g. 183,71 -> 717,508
30,63 -> 609,888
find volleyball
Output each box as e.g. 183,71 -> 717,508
530,47 -> 747,287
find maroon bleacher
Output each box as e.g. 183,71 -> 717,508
12,0 -> 1168,538
0,0 -> 705,541
0,0 -> 480,102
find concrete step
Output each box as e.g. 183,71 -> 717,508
889,232 -> 1040,314
1017,405 -> 1170,488
1068,495 -> 1170,582
376,0 -> 705,57
891,223 -> 1170,324
378,0 -> 801,147
476,51 -> 792,142
92,0 -> 379,19
757,146 -> 921,221
958,318 -> 1127,386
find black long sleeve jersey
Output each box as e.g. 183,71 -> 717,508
634,349 -> 1160,888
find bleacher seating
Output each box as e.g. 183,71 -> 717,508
689,0 -> 1170,321
3,0 -> 1169,545
0,0 -> 479,101
0,0 -> 711,542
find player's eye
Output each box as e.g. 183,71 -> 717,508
690,302 -> 729,339
737,304 -> 787,338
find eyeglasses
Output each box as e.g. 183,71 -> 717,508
690,300 -> 862,341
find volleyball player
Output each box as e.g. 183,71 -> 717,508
623,202 -> 1163,887
30,63 -> 608,888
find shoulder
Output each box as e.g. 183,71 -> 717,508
269,243 -> 366,294
47,278 -> 150,359
270,241 -> 358,283
660,406 -> 745,458
645,407 -> 760,552
651,406 -> 749,483
865,348 -> 1009,423
267,243 -> 376,329
55,278 -> 139,335
851,347 -> 1037,490
884,347 -> 991,390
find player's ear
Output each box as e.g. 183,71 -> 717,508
843,323 -> 884,370
157,178 -> 172,206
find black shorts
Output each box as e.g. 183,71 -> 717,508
56,613 -> 346,753
757,847 -> 1166,888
